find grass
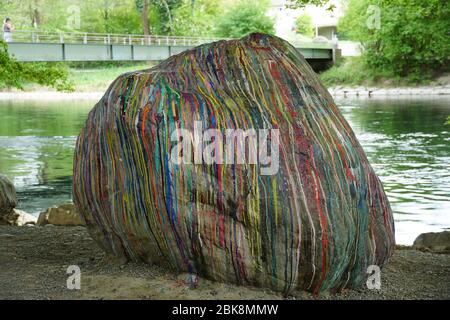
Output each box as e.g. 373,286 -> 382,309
319,56 -> 391,87
2,62 -> 153,93
69,63 -> 153,92
318,56 -> 438,88
3,58 -> 446,93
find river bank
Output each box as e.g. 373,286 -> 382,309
0,91 -> 103,101
328,84 -> 450,97
0,225 -> 449,300
1,85 -> 450,102
1,64 -> 449,99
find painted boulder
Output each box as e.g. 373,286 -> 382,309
73,33 -> 395,294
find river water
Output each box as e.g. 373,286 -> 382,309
0,96 -> 449,245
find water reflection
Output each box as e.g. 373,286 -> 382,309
337,97 -> 450,244
0,100 -> 92,217
0,97 -> 449,245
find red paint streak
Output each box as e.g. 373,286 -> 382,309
268,60 -> 281,80
289,110 -> 298,118
335,142 -> 356,182
141,107 -> 150,137
308,147 -> 329,294
270,92 -> 283,118
268,61 -> 291,107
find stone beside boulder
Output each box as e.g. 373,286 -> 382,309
0,174 -> 17,218
413,231 -> 450,253
13,209 -> 37,226
37,203 -> 85,227
0,209 -> 37,226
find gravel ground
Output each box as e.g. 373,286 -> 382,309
0,225 -> 449,300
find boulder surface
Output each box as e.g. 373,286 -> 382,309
0,174 -> 17,218
73,33 -> 395,294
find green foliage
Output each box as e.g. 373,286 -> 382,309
339,0 -> 450,81
319,57 -> 372,87
151,0 -> 183,34
80,0 -> 145,34
286,0 -> 335,11
446,116 -> 450,125
68,62 -> 151,92
0,0 -> 182,35
0,40 -> 74,91
319,56 -> 428,87
295,13 -> 313,37
172,0 -> 222,37
0,0 -> 282,37
104,7 -> 143,34
215,1 -> 275,38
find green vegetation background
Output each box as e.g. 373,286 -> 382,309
0,0 -> 448,91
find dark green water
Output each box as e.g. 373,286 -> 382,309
0,97 -> 449,244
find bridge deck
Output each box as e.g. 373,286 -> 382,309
4,31 -> 337,64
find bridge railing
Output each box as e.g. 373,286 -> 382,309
3,30 -> 335,49
5,30 -> 230,47
0,30 -> 336,50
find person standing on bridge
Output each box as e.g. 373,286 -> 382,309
3,18 -> 14,43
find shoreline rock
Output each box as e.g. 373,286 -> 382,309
37,203 -> 85,227
1,86 -> 449,102
0,91 -> 103,101
413,231 -> 450,254
0,209 -> 37,226
328,85 -> 450,97
0,174 -> 17,219
12,209 -> 37,226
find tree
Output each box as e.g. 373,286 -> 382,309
0,0 -> 68,31
141,0 -> 183,35
215,1 -> 275,38
135,0 -> 151,35
30,0 -> 42,27
295,13 -> 313,37
339,0 -> 450,80
172,0 -> 221,37
286,0 -> 335,11
0,40 -> 74,91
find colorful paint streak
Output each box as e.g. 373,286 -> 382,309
73,33 -> 395,294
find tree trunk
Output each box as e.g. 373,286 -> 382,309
191,0 -> 196,16
141,0 -> 150,36
160,0 -> 173,34
30,0 -> 42,28
104,0 -> 110,32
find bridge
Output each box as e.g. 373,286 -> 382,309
5,31 -> 339,71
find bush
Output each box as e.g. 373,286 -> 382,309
319,56 -> 396,87
295,13 -> 314,37
0,40 -> 74,91
215,1 -> 275,38
339,0 -> 450,81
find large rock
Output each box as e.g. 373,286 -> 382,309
37,203 -> 85,226
413,231 -> 450,253
13,209 -> 37,226
0,209 -> 37,226
73,33 -> 395,294
0,174 -> 17,218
